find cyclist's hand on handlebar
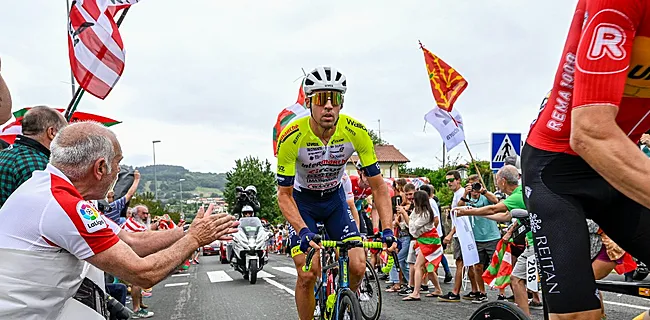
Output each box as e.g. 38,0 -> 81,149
299,228 -> 321,253
381,228 -> 398,252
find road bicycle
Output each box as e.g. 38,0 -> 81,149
469,209 -> 650,320
303,235 -> 384,320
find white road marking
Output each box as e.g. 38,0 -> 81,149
172,273 -> 190,277
264,278 -> 295,296
258,271 -> 275,278
164,282 -> 189,287
207,270 -> 233,283
603,301 -> 650,311
273,266 -> 298,276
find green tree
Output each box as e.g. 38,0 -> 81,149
368,129 -> 388,146
224,156 -> 280,223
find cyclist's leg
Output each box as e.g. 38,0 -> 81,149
522,144 -> 602,319
289,192 -> 322,320
322,187 -> 364,291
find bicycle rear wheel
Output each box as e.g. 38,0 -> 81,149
359,261 -> 381,320
337,290 -> 363,320
469,301 -> 530,320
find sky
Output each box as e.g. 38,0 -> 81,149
0,0 -> 577,174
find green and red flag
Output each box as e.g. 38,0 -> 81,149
0,107 -> 121,144
413,228 -> 443,272
272,103 -> 309,156
482,239 -> 513,289
420,42 -> 468,112
296,83 -> 306,106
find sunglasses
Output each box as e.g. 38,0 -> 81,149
446,178 -> 456,182
309,91 -> 344,107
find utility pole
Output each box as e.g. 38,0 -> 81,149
377,119 -> 382,142
152,140 -> 161,200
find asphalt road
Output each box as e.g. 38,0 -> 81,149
138,254 -> 650,320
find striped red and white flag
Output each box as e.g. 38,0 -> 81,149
67,0 -> 140,99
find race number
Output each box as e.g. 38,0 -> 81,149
526,254 -> 539,292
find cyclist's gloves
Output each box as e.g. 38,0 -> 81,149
382,228 -> 396,248
299,227 -> 318,253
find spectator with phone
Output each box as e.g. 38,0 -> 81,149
455,174 -> 498,303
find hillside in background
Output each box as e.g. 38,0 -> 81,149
121,164 -> 227,200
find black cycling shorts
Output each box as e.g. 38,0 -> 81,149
522,143 -> 650,314
287,186 -> 361,257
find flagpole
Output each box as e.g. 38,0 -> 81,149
462,140 -> 487,188
442,141 -> 446,168
64,7 -> 131,122
66,0 -> 76,98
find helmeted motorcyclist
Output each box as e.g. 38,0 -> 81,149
241,205 -> 254,218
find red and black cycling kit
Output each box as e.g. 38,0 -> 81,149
524,0 -> 650,314
349,174 -> 372,201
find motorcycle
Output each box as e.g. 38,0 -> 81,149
227,217 -> 271,284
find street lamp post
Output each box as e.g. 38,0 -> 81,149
152,140 -> 161,200
179,178 -> 185,218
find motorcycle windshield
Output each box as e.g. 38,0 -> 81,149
239,217 -> 263,237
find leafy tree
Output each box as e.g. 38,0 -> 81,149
224,156 -> 280,223
368,129 -> 388,146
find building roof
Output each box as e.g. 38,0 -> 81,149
349,145 -> 410,164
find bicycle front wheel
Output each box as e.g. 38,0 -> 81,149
337,290 -> 363,320
359,261 -> 381,320
469,301 -> 530,320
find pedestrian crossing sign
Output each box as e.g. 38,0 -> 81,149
491,133 -> 521,170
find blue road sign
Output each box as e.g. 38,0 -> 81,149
491,133 -> 521,170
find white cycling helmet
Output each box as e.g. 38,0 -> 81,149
303,66 -> 347,95
242,205 -> 254,213
245,185 -> 257,194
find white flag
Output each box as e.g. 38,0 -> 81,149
424,106 -> 465,151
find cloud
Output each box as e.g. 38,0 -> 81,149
1,0 -> 576,173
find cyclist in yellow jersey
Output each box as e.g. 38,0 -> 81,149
276,66 -> 396,320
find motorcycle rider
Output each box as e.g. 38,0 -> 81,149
241,205 -> 254,218
232,185 -> 261,215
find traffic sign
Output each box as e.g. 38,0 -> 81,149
491,133 -> 521,170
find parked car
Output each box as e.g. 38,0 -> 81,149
203,240 -> 221,256
202,239 -> 230,264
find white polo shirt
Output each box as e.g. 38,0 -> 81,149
0,164 -> 121,319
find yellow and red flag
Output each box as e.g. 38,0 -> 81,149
420,42 -> 468,112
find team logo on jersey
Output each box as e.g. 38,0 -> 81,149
77,201 -> 107,233
578,10 -> 631,75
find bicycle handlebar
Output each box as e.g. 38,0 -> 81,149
302,237 -> 385,272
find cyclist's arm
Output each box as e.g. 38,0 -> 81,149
570,1 -> 650,209
277,186 -> 308,233
367,174 -> 392,233
275,132 -> 309,233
